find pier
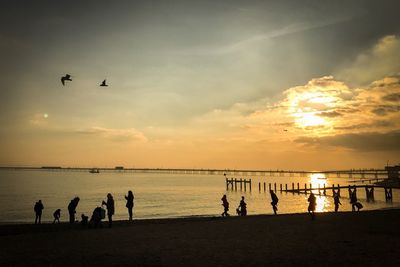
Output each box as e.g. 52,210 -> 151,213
0,166 -> 396,180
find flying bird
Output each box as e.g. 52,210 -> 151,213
61,74 -> 72,86
100,79 -> 108,87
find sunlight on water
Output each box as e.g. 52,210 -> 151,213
0,170 -> 398,223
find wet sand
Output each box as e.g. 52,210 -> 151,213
1,209 -> 399,266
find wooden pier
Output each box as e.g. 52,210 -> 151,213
226,178 -> 252,192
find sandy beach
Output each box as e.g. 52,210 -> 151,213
1,209 -> 399,266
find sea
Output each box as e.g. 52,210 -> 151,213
0,169 -> 399,223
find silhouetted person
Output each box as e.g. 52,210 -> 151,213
333,193 -> 341,212
350,191 -> 358,212
270,190 -> 279,215
221,194 -> 230,217
237,196 -> 247,216
34,200 -> 44,224
125,190 -> 134,221
102,193 -> 115,228
89,207 -> 105,228
308,193 -> 316,220
68,197 -> 80,224
61,74 -> 72,85
53,209 -> 61,224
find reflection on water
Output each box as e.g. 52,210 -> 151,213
0,170 -> 398,223
310,173 -> 328,212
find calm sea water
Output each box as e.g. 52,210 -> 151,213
0,170 -> 399,223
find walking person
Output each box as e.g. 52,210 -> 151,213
125,190 -> 134,221
270,190 -> 279,215
350,191 -> 357,212
333,193 -> 341,212
102,193 -> 115,228
221,194 -> 230,217
34,200 -> 44,224
68,197 -> 80,224
307,193 -> 316,220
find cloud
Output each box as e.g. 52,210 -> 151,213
295,130 -> 400,152
337,35 -> 400,85
174,17 -> 352,56
76,127 -> 148,142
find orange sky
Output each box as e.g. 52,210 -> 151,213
0,1 -> 399,170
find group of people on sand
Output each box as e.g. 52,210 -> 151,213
221,190 -> 363,220
33,190 -> 135,227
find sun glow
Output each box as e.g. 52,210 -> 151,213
294,112 -> 326,127
286,90 -> 338,129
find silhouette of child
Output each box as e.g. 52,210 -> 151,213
53,209 -> 61,223
307,193 -> 316,220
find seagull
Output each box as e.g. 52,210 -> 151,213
61,74 -> 72,86
284,129 -> 288,132
100,79 -> 108,87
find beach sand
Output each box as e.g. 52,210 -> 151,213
1,209 -> 399,266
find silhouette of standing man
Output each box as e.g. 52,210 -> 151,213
125,190 -> 134,221
34,200 -> 44,224
68,197 -> 80,224
270,190 -> 279,215
102,193 -> 115,228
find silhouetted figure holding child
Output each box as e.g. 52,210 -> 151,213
102,193 -> 115,228
68,197 -> 80,224
270,190 -> 279,215
307,193 -> 316,220
34,200 -> 44,224
236,196 -> 247,216
53,209 -> 61,223
125,190 -> 134,221
221,194 -> 230,217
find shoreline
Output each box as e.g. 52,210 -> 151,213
1,209 -> 400,266
1,205 -> 400,227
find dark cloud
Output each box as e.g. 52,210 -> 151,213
382,93 -> 400,102
334,120 -> 394,130
371,105 -> 400,116
318,111 -> 342,118
295,130 -> 400,151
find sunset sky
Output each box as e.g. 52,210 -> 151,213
1,0 -> 399,170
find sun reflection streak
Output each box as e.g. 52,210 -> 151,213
309,173 -> 330,212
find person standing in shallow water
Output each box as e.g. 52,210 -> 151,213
307,193 -> 316,220
102,193 -> 115,228
125,190 -> 134,221
34,200 -> 44,224
270,190 -> 279,215
68,197 -> 80,224
333,193 -> 341,212
221,194 -> 230,217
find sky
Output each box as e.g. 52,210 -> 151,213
0,0 -> 399,170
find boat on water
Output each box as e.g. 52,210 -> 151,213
317,177 -> 327,180
89,168 -> 100,173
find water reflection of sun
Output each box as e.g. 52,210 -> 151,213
309,173 -> 329,212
